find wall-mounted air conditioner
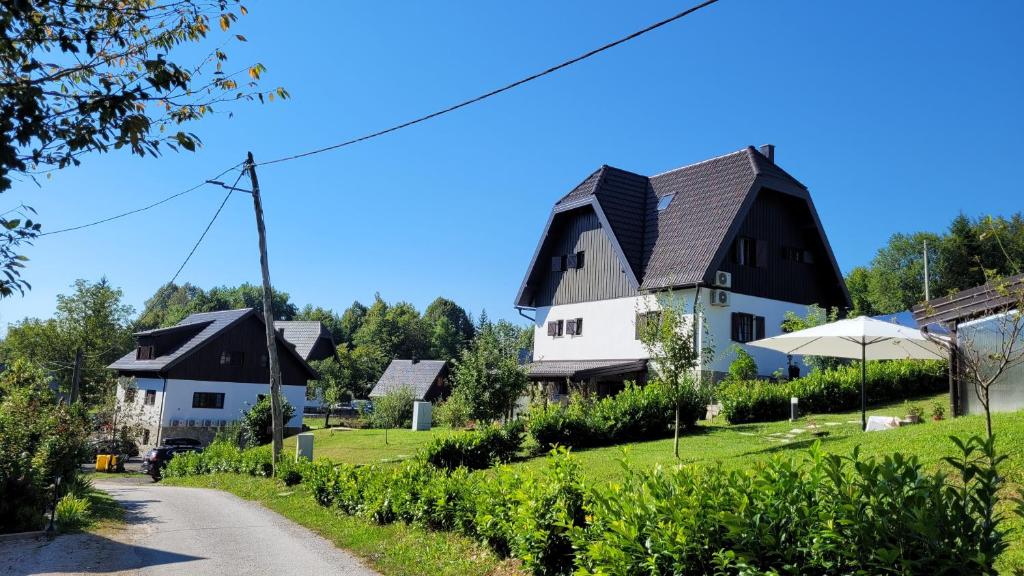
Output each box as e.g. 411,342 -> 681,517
217,420 -> 227,427
170,419 -> 180,427
713,270 -> 732,288
202,419 -> 213,427
186,419 -> 196,427
709,289 -> 731,307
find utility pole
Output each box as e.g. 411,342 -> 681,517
69,348 -> 83,404
923,239 -> 931,301
245,152 -> 285,471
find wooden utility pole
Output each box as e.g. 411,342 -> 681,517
245,152 -> 285,471
69,348 -> 83,404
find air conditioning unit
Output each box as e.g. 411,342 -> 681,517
170,419 -> 180,427
217,420 -> 227,427
713,270 -> 732,288
202,419 -> 213,427
709,289 -> 731,307
187,419 -> 196,427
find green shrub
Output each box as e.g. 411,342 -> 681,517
726,344 -> 759,382
573,435 -> 1009,575
163,440 -> 273,478
718,359 -> 947,423
54,494 -> 91,531
367,387 -> 414,429
528,381 -> 700,451
434,392 -> 473,428
476,449 -> 586,575
421,420 -> 525,470
240,396 -> 296,447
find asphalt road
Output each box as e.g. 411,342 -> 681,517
0,479 -> 378,576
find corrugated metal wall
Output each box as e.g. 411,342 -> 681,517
533,208 -> 637,306
958,314 -> 1024,414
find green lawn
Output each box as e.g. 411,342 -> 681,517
284,425 -> 442,465
164,473 -> 512,576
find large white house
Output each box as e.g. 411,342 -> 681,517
108,308 -> 320,450
515,145 -> 850,396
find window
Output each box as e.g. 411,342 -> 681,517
551,255 -> 566,272
657,193 -> 675,211
144,389 -> 156,406
142,429 -> 150,445
566,252 -> 577,268
555,319 -> 564,337
635,311 -> 661,340
783,246 -> 815,264
734,236 -> 757,266
575,251 -> 585,269
731,313 -> 765,343
123,387 -> 137,404
136,345 -> 155,360
192,392 -> 225,409
566,317 -> 583,336
220,351 -> 244,367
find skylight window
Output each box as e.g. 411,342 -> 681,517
657,193 -> 675,211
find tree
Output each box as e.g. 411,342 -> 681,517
134,282 -> 206,330
308,355 -> 348,428
424,297 -> 474,359
352,295 -> 429,361
1,277 -> 134,404
370,386 -> 414,445
864,231 -> 943,314
844,266 -> 876,316
1,0 -> 285,294
239,396 -> 295,447
338,301 -> 368,347
725,345 -> 758,382
639,292 -> 712,459
449,322 -> 528,423
133,281 -> 296,330
0,205 -> 40,297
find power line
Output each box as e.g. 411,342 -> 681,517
39,161 -> 243,236
257,0 -> 721,167
168,166 -> 247,284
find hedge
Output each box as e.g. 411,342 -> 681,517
421,420 -> 525,470
166,436 -> 1009,575
527,380 -> 706,451
718,359 -> 947,424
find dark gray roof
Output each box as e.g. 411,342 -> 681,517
369,359 -> 447,400
517,146 -> 846,305
526,359 -> 647,380
274,321 -> 333,361
108,308 -> 317,377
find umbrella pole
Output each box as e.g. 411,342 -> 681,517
861,342 -> 867,431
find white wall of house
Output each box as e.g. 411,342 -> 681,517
117,377 -> 305,428
532,289 -> 814,377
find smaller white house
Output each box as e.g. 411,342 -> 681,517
108,308 -> 319,451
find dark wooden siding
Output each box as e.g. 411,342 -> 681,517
532,207 -> 637,307
306,337 -> 336,362
719,189 -> 846,307
166,315 -> 311,386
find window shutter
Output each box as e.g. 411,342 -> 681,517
755,316 -> 765,341
565,319 -> 576,335
551,256 -> 562,272
756,239 -> 768,268
547,321 -> 557,336
731,313 -> 740,341
566,253 -> 578,269
575,251 -> 585,269
575,318 -> 583,335
557,320 -> 564,336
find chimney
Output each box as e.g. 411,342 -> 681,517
758,144 -> 775,163
411,355 -> 419,364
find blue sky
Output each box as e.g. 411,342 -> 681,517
2,1 -> 1022,328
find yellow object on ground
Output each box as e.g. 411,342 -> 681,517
110,455 -> 119,471
95,454 -> 111,472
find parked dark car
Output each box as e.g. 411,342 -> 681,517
161,437 -> 203,448
142,445 -> 200,481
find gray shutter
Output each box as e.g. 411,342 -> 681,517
547,321 -> 557,336
565,319 -> 576,335
755,316 -> 765,340
566,253 -> 577,269
551,256 -> 562,272
575,251 -> 585,269
756,240 -> 769,268
575,318 -> 583,335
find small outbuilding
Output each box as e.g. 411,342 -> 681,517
369,359 -> 449,402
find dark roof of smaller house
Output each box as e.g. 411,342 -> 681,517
526,359 -> 647,380
369,359 -> 447,400
913,273 -> 1024,327
274,321 -> 334,361
108,308 -> 317,378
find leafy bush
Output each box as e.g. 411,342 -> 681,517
573,435 -> 1009,575
163,440 -> 273,478
434,392 -> 472,428
726,344 -> 759,382
54,494 -> 91,531
240,396 -> 296,447
528,381 -> 702,451
718,359 -> 947,423
421,420 -> 525,470
367,387 -> 414,429
0,359 -> 91,533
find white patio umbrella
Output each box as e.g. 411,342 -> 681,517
747,316 -> 948,430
